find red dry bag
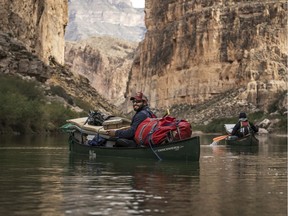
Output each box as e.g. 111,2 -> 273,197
134,116 -> 192,146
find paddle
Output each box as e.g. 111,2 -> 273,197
163,109 -> 170,117
213,135 -> 228,142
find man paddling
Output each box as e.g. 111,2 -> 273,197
231,112 -> 258,137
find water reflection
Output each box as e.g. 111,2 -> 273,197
210,144 -> 259,156
0,134 -> 286,216
0,133 -> 68,147
66,154 -> 201,215
0,144 -> 67,216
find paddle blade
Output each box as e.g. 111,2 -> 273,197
213,135 -> 228,142
210,141 -> 219,146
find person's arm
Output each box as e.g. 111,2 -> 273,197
115,112 -> 148,139
249,122 -> 259,133
231,122 -> 240,135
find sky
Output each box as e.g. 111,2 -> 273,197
131,0 -> 145,8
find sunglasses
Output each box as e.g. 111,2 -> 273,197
132,100 -> 143,104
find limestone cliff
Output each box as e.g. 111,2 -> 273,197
65,36 -> 138,106
0,0 -> 68,64
125,0 -> 287,120
65,0 -> 145,42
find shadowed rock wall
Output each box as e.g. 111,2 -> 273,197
65,36 -> 138,106
0,0 -> 68,64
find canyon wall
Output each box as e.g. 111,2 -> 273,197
65,0 -> 145,42
65,36 -> 138,106
0,1 -> 117,115
0,31 -> 118,115
0,0 -> 68,64
125,0 -> 287,114
64,0 -> 144,106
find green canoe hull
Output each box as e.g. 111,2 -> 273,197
68,134 -> 200,162
225,134 -> 259,146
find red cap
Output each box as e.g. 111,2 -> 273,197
130,92 -> 147,102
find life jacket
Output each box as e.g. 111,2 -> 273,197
239,121 -> 250,136
134,116 -> 192,146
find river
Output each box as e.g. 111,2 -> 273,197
0,134 -> 286,216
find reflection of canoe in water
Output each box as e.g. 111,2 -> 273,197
226,145 -> 259,155
61,117 -> 200,162
69,153 -> 200,176
225,134 -> 259,146
224,124 -> 259,146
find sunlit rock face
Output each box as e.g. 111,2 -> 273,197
0,0 -> 68,64
125,0 -> 287,113
65,36 -> 138,106
65,0 -> 145,42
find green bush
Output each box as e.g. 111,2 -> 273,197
248,111 -> 264,121
73,97 -> 94,112
195,117 -> 238,133
0,75 -> 81,134
268,91 -> 287,113
0,75 -> 44,101
50,85 -> 74,105
277,117 -> 287,133
42,102 -> 79,128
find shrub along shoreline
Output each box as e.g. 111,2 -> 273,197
0,75 -> 83,135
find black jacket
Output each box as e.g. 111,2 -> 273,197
231,120 -> 258,137
115,106 -> 156,139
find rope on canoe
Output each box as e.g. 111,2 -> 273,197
148,142 -> 162,161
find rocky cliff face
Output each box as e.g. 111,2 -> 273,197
125,0 -> 287,119
65,0 -> 145,42
0,0 -> 120,114
0,31 -> 118,114
64,0 -> 144,106
65,36 -> 138,106
0,0 -> 68,64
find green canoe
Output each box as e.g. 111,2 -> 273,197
67,132 -> 200,162
224,124 -> 259,146
61,115 -> 201,162
61,121 -> 200,162
225,134 -> 259,146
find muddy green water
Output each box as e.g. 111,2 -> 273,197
0,134 -> 286,216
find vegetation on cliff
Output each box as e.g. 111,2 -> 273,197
0,75 -> 84,134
